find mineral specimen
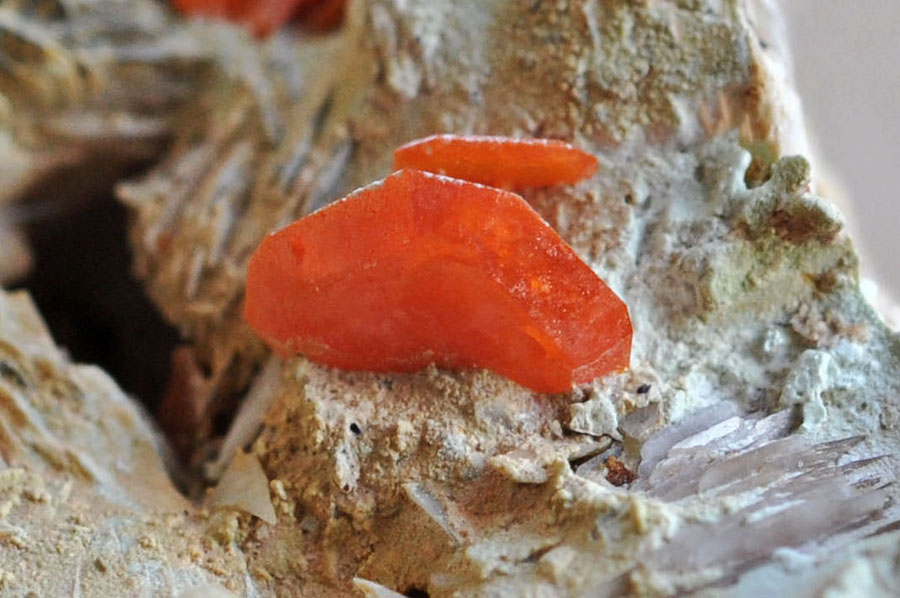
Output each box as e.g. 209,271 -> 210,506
0,0 -> 898,597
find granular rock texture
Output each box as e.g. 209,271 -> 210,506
0,290 -> 249,596
0,0 -> 898,597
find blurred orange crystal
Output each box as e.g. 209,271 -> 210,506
172,0 -> 343,37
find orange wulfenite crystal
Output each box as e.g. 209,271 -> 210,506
393,134 -> 599,190
172,0 -> 344,37
244,168 -> 631,393
294,0 -> 345,31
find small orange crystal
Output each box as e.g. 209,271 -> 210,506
172,0 -> 342,37
244,169 -> 631,393
393,134 -> 599,190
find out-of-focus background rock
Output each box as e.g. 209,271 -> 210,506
787,0 -> 900,300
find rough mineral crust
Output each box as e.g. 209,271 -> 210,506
0,0 -> 898,597
0,290 -> 249,596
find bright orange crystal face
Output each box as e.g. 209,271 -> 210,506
393,135 -> 599,190
244,168 -> 631,393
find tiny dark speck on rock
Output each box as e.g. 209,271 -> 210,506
636,384 -> 651,394
350,422 -> 361,435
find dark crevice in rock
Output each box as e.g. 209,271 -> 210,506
16,195 -> 180,414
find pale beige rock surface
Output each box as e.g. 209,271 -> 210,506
0,290 -> 249,596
